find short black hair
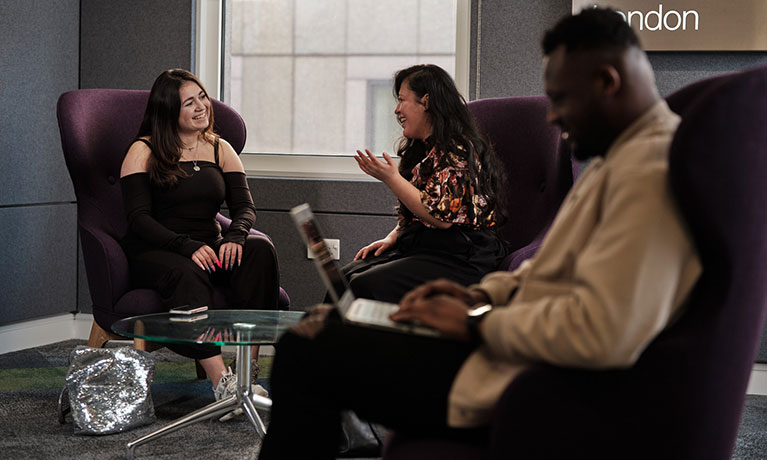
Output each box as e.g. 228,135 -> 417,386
542,7 -> 640,55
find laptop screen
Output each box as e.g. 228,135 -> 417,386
290,204 -> 352,304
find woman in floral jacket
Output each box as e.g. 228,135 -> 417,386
347,64 -> 507,303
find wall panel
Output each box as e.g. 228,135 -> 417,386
0,0 -> 79,326
248,176 -> 396,214
0,205 -> 77,324
0,0 -> 79,206
80,0 -> 194,90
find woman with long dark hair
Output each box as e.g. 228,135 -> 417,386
346,64 -> 507,302
120,69 -> 280,407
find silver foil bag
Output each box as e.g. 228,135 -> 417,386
65,345 -> 156,435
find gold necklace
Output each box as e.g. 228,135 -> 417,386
182,136 -> 201,171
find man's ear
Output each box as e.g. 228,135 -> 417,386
421,93 -> 429,110
597,65 -> 621,97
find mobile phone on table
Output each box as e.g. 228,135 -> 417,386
170,313 -> 208,322
169,305 -> 209,315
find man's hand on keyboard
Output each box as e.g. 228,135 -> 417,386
394,289 -> 472,341
400,279 -> 488,307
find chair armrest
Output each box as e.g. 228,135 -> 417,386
79,225 -> 131,310
215,213 -> 290,308
499,227 -> 548,271
216,213 -> 273,243
500,241 -> 541,272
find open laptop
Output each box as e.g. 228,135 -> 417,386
290,203 -> 440,337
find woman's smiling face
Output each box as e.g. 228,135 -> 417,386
395,80 -> 432,141
177,81 -> 211,133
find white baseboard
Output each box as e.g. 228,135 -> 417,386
747,363 -> 767,395
0,313 -> 93,354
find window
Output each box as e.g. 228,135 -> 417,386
367,79 -> 400,155
209,0 -> 468,176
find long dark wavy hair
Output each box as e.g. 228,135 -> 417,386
137,69 -> 216,188
393,64 -> 506,227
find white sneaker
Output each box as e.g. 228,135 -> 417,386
213,367 -> 237,401
214,367 -> 269,422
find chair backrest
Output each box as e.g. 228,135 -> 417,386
467,97 -> 574,255
650,64 -> 767,458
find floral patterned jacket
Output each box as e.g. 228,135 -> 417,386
405,143 -> 496,229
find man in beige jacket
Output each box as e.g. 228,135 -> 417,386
259,8 -> 701,459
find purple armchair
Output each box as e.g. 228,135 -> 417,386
468,96 -> 575,271
384,65 -> 767,460
57,89 -> 290,352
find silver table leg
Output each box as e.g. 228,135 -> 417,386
234,344 -> 271,434
125,344 -> 271,459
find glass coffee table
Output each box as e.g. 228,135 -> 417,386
112,309 -> 304,459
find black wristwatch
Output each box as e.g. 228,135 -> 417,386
466,304 -> 493,347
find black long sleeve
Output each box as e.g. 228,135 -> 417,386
121,173 -> 205,258
221,172 -> 256,245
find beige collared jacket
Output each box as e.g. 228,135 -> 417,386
447,100 -> 702,428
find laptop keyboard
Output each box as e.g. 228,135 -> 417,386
347,299 -> 398,325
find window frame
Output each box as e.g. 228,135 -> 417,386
197,0 -> 471,178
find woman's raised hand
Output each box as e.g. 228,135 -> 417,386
354,149 -> 399,184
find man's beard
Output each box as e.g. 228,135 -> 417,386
569,130 -> 614,162
571,142 -> 605,162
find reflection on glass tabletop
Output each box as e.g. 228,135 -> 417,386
112,310 -> 305,346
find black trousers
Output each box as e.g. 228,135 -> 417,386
128,235 -> 281,360
342,224 -> 507,303
258,311 -> 486,460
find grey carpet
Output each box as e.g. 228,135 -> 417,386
1,340 -> 765,459
734,395 -> 767,459
0,340 -> 379,460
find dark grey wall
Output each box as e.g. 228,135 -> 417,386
0,0 -> 79,324
469,0 -> 767,99
80,0 -> 193,90
469,0 -> 569,98
650,53 -> 767,96
0,0 -> 194,325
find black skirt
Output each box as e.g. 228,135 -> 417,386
337,222 -> 507,303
